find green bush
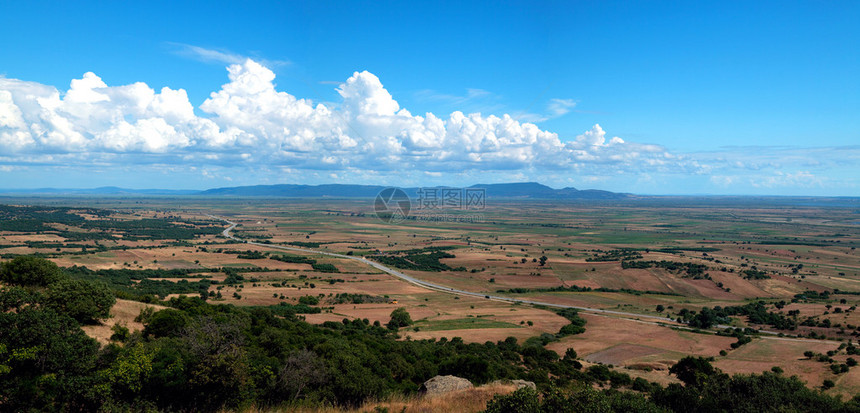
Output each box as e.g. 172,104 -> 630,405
110,323 -> 130,342
311,263 -> 339,273
298,295 -> 320,306
484,387 -> 665,413
555,308 -> 587,337
484,387 -> 541,413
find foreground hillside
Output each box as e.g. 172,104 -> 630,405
2,255 -> 859,411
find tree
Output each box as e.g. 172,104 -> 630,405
180,316 -> 252,409
279,349 -> 328,400
0,306 -> 100,410
387,307 -> 413,330
104,342 -> 154,396
669,356 -> 720,389
181,316 -> 247,358
46,279 -> 115,324
562,348 -> 581,369
687,307 -> 722,329
0,256 -> 65,287
144,309 -> 190,338
0,286 -> 43,312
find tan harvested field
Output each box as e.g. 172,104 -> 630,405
0,233 -> 66,242
547,314 -> 735,364
713,337 -> 850,395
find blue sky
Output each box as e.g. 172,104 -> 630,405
0,1 -> 857,195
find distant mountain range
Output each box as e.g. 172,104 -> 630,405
0,182 -> 629,199
198,182 -> 628,199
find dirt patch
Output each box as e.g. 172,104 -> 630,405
82,299 -> 166,345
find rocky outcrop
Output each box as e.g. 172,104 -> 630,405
418,375 -> 473,396
508,379 -> 536,390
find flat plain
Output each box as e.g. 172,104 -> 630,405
1,195 -> 859,397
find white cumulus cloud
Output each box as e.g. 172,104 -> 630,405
0,58 -> 694,176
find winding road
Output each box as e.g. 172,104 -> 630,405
208,214 -> 838,344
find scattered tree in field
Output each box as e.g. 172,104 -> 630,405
387,307 -> 413,330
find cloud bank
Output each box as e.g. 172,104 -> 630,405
4,58 -> 855,195
0,59 -> 689,176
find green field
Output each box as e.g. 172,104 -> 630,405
414,317 -> 522,331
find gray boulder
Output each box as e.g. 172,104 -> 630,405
419,375 -> 473,396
